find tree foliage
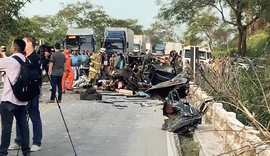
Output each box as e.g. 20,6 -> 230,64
109,19 -> 144,35
183,31 -> 204,46
144,21 -> 178,45
56,2 -> 111,42
0,0 -> 33,45
183,11 -> 219,49
212,23 -> 235,51
157,0 -> 270,56
0,0 -> 145,49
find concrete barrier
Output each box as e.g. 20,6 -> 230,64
189,83 -> 270,156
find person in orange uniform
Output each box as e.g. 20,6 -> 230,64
62,47 -> 74,93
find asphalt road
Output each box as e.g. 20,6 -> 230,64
3,85 -> 169,156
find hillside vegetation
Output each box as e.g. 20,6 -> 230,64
213,29 -> 270,58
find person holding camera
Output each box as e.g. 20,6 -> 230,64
9,35 -> 43,152
0,39 -> 30,156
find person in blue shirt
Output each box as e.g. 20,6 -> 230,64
251,58 -> 257,68
71,50 -> 81,80
80,50 -> 89,66
118,53 -> 124,69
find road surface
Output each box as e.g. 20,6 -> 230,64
2,85 -> 171,156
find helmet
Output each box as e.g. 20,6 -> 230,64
99,48 -> 106,53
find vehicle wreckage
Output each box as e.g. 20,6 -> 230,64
146,71 -> 210,134
77,53 -> 211,134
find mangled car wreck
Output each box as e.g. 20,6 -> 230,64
145,71 -> 209,134
77,52 -> 210,135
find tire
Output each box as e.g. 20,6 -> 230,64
85,88 -> 97,94
80,93 -> 102,101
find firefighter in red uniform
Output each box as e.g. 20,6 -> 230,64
62,48 -> 74,93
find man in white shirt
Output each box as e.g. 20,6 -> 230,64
0,39 -> 30,156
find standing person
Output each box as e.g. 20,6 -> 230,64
183,59 -> 192,76
118,53 -> 124,69
109,53 -> 115,71
8,36 -> 42,152
0,39 -> 30,156
80,50 -> 85,66
175,55 -> 183,74
114,52 -> 120,69
89,49 -> 102,87
71,50 -> 80,80
42,46 -> 52,74
47,43 -> 66,103
62,47 -> 73,93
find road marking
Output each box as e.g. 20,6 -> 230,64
166,131 -> 175,156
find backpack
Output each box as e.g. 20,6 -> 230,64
8,55 -> 40,102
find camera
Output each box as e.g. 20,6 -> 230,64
1,46 -> 6,52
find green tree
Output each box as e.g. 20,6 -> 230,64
212,24 -> 235,51
183,31 -> 204,46
56,1 -> 144,42
0,0 -> 33,45
109,18 -> 144,35
56,1 -> 110,42
183,11 -> 219,50
30,15 -> 68,45
157,0 -> 270,56
144,21 -> 178,46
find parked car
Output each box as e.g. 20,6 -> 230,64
230,57 -> 264,70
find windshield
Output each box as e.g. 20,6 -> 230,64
105,42 -> 124,49
66,35 -> 80,46
155,44 -> 165,51
207,52 -> 212,59
199,51 -> 206,60
184,49 -> 191,58
134,44 -> 140,50
66,39 -> 78,46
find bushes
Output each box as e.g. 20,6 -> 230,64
199,66 -> 270,132
214,31 -> 270,57
246,32 -> 270,57
212,48 -> 238,57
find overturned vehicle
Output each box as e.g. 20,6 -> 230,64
146,71 -> 210,134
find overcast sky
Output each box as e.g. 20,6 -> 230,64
22,0 -> 159,29
22,0 -> 230,37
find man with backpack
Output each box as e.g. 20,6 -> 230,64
9,35 -> 43,153
0,39 -> 31,156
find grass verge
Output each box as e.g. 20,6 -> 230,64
179,134 -> 199,156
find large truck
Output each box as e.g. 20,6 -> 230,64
180,45 -> 212,64
164,42 -> 183,54
152,42 -> 183,56
63,28 -> 96,52
102,27 -> 134,56
152,43 -> 166,55
146,42 -> 151,54
133,35 -> 146,54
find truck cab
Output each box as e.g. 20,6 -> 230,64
152,43 -> 166,56
180,45 -> 212,65
133,35 -> 146,55
104,31 -> 125,56
103,27 -> 134,56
